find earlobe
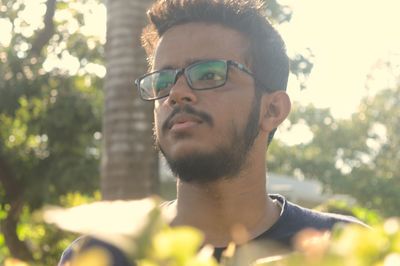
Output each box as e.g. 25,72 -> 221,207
260,91 -> 291,132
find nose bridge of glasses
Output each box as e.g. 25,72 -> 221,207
166,66 -> 198,104
171,68 -> 191,90
173,68 -> 186,84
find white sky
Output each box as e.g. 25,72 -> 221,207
278,0 -> 400,119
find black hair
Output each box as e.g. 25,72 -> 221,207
142,0 -> 289,144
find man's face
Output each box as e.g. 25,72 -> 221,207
153,23 -> 261,183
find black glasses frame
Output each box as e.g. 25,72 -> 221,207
135,59 -> 255,101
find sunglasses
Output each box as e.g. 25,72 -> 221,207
135,59 -> 255,101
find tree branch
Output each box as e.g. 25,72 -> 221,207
29,0 -> 56,56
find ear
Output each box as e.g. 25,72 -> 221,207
260,91 -> 291,133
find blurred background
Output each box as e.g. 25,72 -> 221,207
0,0 -> 399,264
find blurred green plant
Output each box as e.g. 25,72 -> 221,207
41,197 -> 219,266
255,219 -> 400,266
37,198 -> 400,266
1,192 -> 99,266
60,227 -> 218,266
66,218 -> 400,266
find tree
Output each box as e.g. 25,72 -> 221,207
268,86 -> 400,217
0,0 -> 103,262
102,0 -> 159,200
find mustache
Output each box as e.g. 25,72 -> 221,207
162,105 -> 214,133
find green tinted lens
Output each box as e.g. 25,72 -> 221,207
187,61 -> 227,89
140,70 -> 176,99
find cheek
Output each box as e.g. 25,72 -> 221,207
214,97 -> 252,125
153,108 -> 164,136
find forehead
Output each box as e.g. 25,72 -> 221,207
153,22 -> 249,70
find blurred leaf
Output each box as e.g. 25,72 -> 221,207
152,227 -> 203,263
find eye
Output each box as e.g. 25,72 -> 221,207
199,71 -> 224,81
187,61 -> 227,88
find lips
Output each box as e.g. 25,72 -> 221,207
161,105 -> 213,134
168,114 -> 203,131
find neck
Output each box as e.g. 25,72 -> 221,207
168,155 -> 280,247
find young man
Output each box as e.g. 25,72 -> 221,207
139,0 -> 362,247
59,0 -> 362,265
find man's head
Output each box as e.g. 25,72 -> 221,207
138,0 -> 291,183
142,0 -> 289,94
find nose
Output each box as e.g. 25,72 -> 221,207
166,73 -> 198,106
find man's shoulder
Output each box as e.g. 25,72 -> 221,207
284,198 -> 363,228
261,194 -> 366,245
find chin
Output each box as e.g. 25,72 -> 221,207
162,140 -> 211,159
160,145 -> 245,184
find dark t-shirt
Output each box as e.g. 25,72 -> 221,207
58,194 -> 364,266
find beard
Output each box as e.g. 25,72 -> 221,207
156,95 -> 261,184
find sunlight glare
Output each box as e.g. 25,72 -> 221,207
277,120 -> 313,146
278,0 -> 400,119
81,1 -> 106,42
0,18 -> 12,46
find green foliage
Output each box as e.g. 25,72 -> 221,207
18,210 -> 78,265
3,192 -> 99,266
0,228 -> 10,260
0,0 -> 104,263
269,87 -> 400,217
0,0 -> 103,206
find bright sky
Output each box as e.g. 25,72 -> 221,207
278,0 -> 400,119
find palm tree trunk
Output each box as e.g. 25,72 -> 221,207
102,0 -> 159,200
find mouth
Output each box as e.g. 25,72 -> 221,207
161,105 -> 214,134
168,114 -> 203,131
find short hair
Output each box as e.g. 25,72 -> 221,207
141,0 -> 289,93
